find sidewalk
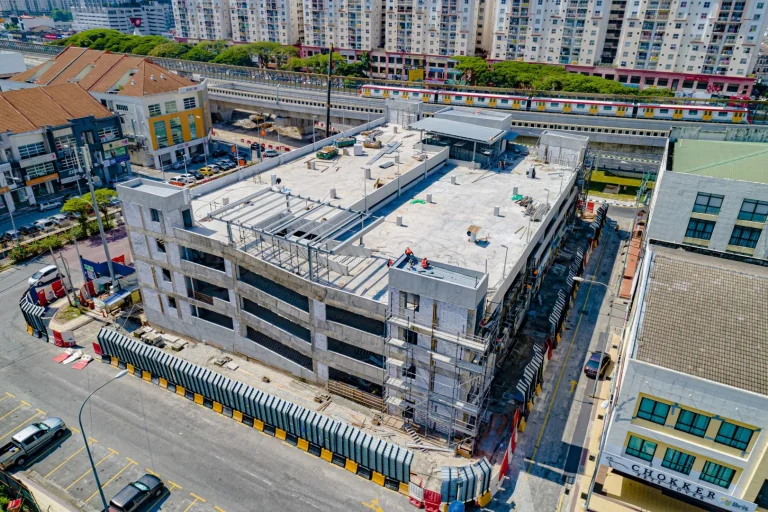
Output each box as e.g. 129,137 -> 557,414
15,471 -> 78,512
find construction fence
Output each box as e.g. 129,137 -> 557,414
95,328 -> 414,492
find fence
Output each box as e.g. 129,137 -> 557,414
18,295 -> 48,342
0,471 -> 40,512
96,328 -> 414,491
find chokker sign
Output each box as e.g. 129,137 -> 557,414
600,452 -> 756,512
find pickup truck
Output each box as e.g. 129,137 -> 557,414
0,418 -> 66,468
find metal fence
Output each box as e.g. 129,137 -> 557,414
0,471 -> 41,512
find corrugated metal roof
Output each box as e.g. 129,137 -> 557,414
410,117 -> 505,143
635,246 -> 768,395
672,139 -> 768,184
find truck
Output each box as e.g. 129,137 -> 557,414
0,417 -> 66,468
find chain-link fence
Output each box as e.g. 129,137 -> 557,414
0,471 -> 41,512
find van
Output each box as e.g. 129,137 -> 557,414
38,200 -> 62,212
28,265 -> 60,287
33,219 -> 57,232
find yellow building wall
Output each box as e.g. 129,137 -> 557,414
148,107 -> 204,151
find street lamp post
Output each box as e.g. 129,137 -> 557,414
78,370 -> 128,512
312,116 -> 317,147
501,244 -> 509,279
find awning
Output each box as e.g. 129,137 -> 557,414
503,131 -> 520,141
410,117 -> 506,144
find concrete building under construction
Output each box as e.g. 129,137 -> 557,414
117,114 -> 586,449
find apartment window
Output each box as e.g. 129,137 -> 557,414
675,409 -> 710,437
169,117 -> 184,145
156,238 -> 166,253
18,142 -> 46,159
150,208 -> 160,222
693,192 -> 724,215
165,100 -> 177,114
626,435 -> 657,462
700,461 -> 735,488
729,226 -> 762,249
187,114 -> 198,140
738,199 -> 768,222
161,268 -> 172,282
115,104 -> 129,111
636,397 -> 670,425
704,1 -> 710,6
26,162 -> 55,179
153,121 -> 169,149
662,448 -> 695,475
685,219 -> 715,240
716,421 -> 754,450
148,104 -> 162,117
168,297 -> 177,309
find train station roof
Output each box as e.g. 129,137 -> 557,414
409,117 -> 507,144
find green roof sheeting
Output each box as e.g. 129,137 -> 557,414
673,140 -> 768,184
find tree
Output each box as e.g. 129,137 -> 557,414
453,56 -> 490,85
212,45 -> 255,66
283,56 -> 307,72
90,189 -> 118,230
50,8 -> 73,21
149,42 -> 194,59
183,40 -> 227,62
271,45 -> 299,68
61,197 -> 93,237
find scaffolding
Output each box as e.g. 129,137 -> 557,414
383,309 -> 499,451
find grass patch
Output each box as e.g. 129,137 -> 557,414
55,306 -> 82,322
590,170 -> 655,189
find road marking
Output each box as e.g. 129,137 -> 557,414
527,232 -> 610,470
0,393 -> 13,403
0,401 -> 30,423
214,507 -> 226,512
145,468 -> 159,477
184,493 -> 206,512
70,427 -> 80,434
84,458 -> 138,502
0,409 -> 44,440
65,449 -> 118,490
557,492 -> 565,512
362,498 -> 384,512
44,439 -> 97,478
570,380 -> 578,393
167,480 -> 182,491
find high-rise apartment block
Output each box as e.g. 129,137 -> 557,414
172,0 -> 768,79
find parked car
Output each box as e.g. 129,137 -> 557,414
198,166 -> 215,177
189,170 -> 204,181
108,474 -> 164,512
208,164 -> 222,174
170,159 -> 188,171
168,177 -> 188,187
38,200 -> 62,212
211,148 -> 228,158
28,265 -> 60,287
176,174 -> 196,184
217,160 -> 236,171
0,417 -> 66,469
190,154 -> 207,164
262,149 -> 280,158
33,218 -> 57,232
584,351 -> 611,379
1,231 -> 19,242
49,214 -> 70,225
65,211 -> 81,221
18,225 -> 40,236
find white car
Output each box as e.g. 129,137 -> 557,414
175,174 -> 196,184
28,265 -> 60,287
49,214 -> 69,225
37,200 -> 62,212
32,218 -> 57,232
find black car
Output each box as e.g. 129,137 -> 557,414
211,148 -> 228,158
584,351 -> 611,379
190,154 -> 207,164
18,225 -> 40,236
189,170 -> 205,180
108,474 -> 164,512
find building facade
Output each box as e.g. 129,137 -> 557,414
647,139 -> 768,260
0,0 -> 66,15
598,244 -> 768,512
0,83 -> 128,214
173,0 -> 232,40
71,1 -> 173,36
229,0 -> 301,44
2,47 -> 212,169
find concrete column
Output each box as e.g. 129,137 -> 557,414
25,186 -> 36,205
153,154 -> 161,169
3,191 -> 14,213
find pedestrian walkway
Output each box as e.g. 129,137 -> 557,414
15,471 -> 79,512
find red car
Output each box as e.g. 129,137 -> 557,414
584,351 -> 611,379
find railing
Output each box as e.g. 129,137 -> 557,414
191,290 -> 214,305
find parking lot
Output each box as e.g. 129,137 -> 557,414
0,390 -> 208,511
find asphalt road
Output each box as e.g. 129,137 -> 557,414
0,258 -> 410,512
493,206 -> 631,511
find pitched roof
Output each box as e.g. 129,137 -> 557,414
635,245 -> 768,395
0,83 -> 114,135
672,139 -> 768,184
9,46 -> 195,97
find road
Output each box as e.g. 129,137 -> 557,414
0,263 -> 410,512
489,206 -> 632,511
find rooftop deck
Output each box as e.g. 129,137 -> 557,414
189,124 -> 574,304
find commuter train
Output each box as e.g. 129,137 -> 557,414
360,84 -> 750,124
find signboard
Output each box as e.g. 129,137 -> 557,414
129,17 -> 142,27
102,138 -> 129,151
408,69 -> 425,82
600,452 -> 757,512
178,84 -> 204,94
83,263 -> 96,281
7,498 -> 21,511
19,152 -> 56,168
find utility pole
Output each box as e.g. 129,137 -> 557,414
325,44 -> 333,139
82,147 -> 120,291
49,246 -> 73,306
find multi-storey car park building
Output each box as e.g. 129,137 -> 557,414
597,243 -> 768,512
229,0 -> 301,44
117,113 -> 583,447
